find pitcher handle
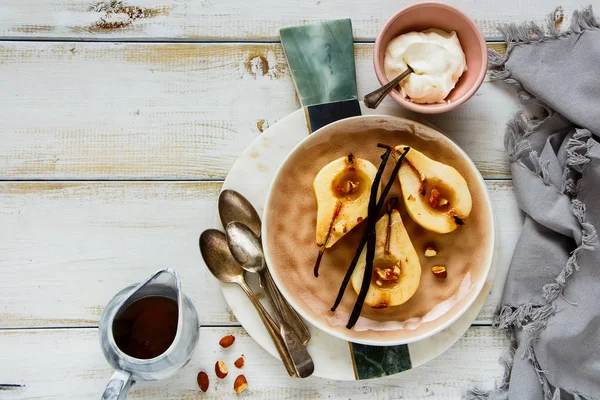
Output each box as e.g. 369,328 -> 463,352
101,370 -> 134,400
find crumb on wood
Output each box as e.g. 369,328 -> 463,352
256,119 -> 267,133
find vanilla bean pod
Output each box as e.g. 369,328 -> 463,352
330,146 -> 410,321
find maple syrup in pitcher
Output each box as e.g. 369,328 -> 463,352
112,295 -> 179,359
100,269 -> 198,399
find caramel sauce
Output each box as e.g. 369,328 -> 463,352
331,170 -> 368,201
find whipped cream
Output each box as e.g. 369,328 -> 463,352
384,29 -> 467,104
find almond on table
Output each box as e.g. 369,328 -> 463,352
233,374 -> 248,394
234,355 -> 245,368
219,334 -> 235,348
197,371 -> 209,393
215,360 -> 228,379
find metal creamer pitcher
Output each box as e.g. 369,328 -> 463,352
99,269 -> 199,400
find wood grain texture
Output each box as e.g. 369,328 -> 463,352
0,42 -> 517,180
0,1 -> 583,41
0,181 -> 229,328
0,326 -> 509,399
0,2 -> 546,397
0,180 -> 520,329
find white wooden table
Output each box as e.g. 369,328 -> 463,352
0,1 -> 586,398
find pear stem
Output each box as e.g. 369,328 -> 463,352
313,246 -> 326,278
313,201 -> 343,277
331,144 -> 410,318
376,143 -> 396,151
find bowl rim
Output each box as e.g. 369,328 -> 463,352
261,115 -> 496,346
373,1 -> 488,114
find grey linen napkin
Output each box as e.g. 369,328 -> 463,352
468,6 -> 600,400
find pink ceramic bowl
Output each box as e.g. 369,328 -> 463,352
373,2 -> 487,114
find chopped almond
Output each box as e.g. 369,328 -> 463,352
424,246 -> 437,257
432,265 -> 447,279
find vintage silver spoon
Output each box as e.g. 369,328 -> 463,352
363,66 -> 413,109
226,222 -> 314,378
218,189 -> 311,345
199,229 -> 296,377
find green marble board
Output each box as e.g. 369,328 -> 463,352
280,18 -> 358,106
280,19 -> 411,379
280,19 -> 362,133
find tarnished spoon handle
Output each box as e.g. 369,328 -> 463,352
363,67 -> 413,109
266,275 -> 315,378
278,322 -> 314,378
237,280 -> 297,377
263,269 -> 311,345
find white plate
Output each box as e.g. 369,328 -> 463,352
215,103 -> 497,380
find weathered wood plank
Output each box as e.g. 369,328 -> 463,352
0,42 -> 517,180
0,326 -> 509,399
0,181 -> 230,328
0,180 -> 520,328
0,1 -> 581,41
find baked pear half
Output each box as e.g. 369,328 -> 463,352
312,154 -> 380,277
350,200 -> 421,308
314,154 -> 380,248
396,145 -> 472,233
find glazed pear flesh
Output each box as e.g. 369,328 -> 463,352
396,145 -> 472,233
350,207 -> 421,308
313,154 -> 379,248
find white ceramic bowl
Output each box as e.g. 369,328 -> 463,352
262,115 -> 495,346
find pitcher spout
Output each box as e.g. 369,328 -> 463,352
137,268 -> 183,302
113,268 -> 183,310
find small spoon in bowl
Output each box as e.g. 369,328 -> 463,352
364,66 -> 413,109
225,222 -> 314,378
199,229 -> 296,377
